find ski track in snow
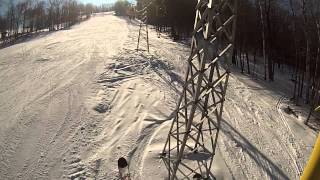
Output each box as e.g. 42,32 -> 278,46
0,14 -> 317,180
0,15 -> 128,179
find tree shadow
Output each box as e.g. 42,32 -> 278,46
136,53 -> 291,179
230,66 -> 320,132
305,114 -> 320,132
144,110 -> 176,125
184,151 -> 212,161
133,50 -> 295,179
162,155 -> 217,180
143,54 -> 184,96
0,31 -> 56,50
117,16 -> 141,26
93,158 -> 102,179
220,118 -> 290,180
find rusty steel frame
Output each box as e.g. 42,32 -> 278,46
161,0 -> 238,179
137,6 -> 150,52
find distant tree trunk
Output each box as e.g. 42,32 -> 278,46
240,49 -> 244,73
253,48 -> 257,76
232,48 -> 237,66
306,79 -> 320,124
300,70 -> 305,98
246,51 -> 250,74
305,40 -> 311,103
265,0 -> 273,81
23,14 -> 26,33
296,67 -> 301,105
7,5 -> 14,35
259,0 -> 267,80
293,50 -> 299,102
302,0 -> 311,104
315,21 -> 320,84
289,0 -> 299,102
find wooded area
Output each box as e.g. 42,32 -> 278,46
1,0 -> 319,124
0,0 -> 111,42
134,0 -> 197,40
234,0 -> 320,124
127,0 -> 320,124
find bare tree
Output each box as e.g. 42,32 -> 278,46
259,0 -> 267,80
301,0 -> 311,103
6,1 -> 17,36
48,0 -> 63,30
33,0 -> 46,31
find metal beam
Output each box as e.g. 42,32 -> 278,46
161,0 -> 238,179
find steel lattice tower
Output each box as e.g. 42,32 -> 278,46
161,0 -> 237,179
137,5 -> 150,52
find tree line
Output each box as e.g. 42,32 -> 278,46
234,0 -> 320,124
0,0 -> 99,40
129,0 -> 320,124
134,0 -> 197,40
2,0 -> 319,123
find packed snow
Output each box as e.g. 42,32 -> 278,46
0,14 -> 317,179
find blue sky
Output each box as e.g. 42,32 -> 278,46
80,0 -> 136,5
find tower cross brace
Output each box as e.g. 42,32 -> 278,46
161,0 -> 238,179
136,5 -> 150,52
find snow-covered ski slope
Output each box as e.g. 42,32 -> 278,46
0,14 -> 317,179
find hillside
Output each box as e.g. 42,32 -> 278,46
0,14 -> 317,179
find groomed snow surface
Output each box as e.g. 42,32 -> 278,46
0,14 -> 318,180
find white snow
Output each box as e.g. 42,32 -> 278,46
0,14 -> 317,179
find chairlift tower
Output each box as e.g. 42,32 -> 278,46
161,0 -> 238,179
136,5 -> 150,52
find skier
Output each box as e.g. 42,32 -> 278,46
118,157 -> 130,180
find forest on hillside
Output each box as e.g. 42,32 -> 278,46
123,0 -> 320,125
0,0 -> 319,124
0,0 -> 113,39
